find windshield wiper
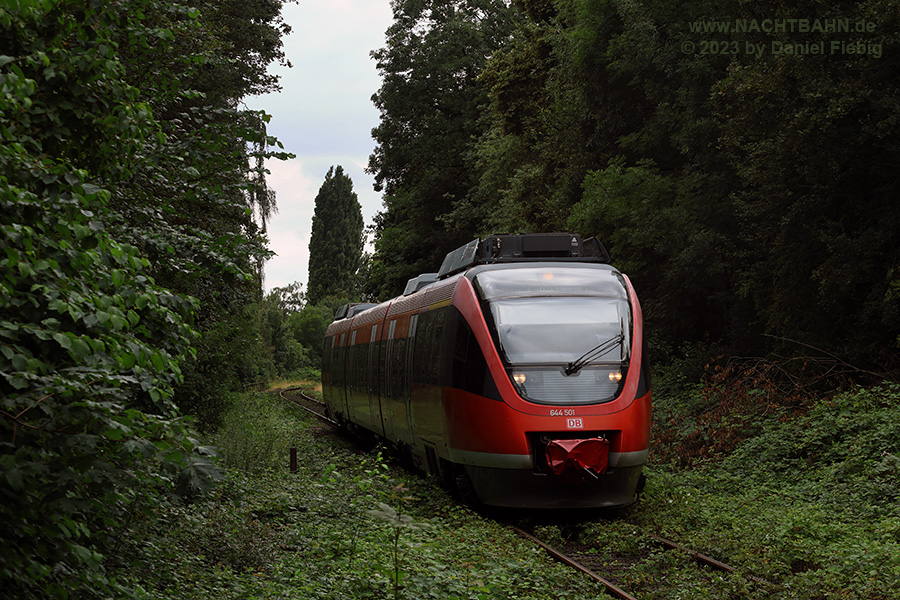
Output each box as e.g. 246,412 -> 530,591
564,334 -> 624,376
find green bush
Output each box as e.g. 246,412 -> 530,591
1,3 -> 219,597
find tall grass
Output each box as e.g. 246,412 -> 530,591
211,392 -> 297,473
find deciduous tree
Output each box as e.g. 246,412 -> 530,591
366,0 -> 519,299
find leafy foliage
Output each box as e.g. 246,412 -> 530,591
633,382 -> 900,599
366,0 -> 520,299
127,383 -> 900,600
368,0 -> 900,371
129,390 -> 614,600
105,0 -> 294,429
712,0 -> 900,363
1,0 -> 292,597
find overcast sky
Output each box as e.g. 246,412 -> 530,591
245,1 -> 395,293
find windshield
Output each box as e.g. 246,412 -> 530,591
474,266 -> 632,404
489,297 -> 630,365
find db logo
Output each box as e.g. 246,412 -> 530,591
566,418 -> 584,429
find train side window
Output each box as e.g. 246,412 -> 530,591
388,319 -> 396,340
454,315 -> 469,362
371,324 -> 378,342
339,333 -> 345,347
351,330 -> 357,345
406,314 -> 419,392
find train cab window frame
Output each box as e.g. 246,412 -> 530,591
474,266 -> 632,405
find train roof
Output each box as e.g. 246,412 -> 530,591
328,234 -> 613,327
332,302 -> 379,321
437,233 -> 610,280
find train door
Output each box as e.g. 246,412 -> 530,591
346,329 -> 361,424
397,313 -> 418,443
365,323 -> 384,435
332,332 -> 348,419
381,319 -> 397,441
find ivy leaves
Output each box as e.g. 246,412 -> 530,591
0,1 -> 228,597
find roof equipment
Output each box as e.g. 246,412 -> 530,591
437,233 -> 610,279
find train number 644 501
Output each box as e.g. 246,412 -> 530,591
550,408 -> 576,416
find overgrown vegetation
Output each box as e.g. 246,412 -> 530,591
119,379 -> 899,600
128,388 -> 612,600
5,1 -> 900,598
1,1 -> 291,597
625,379 -> 900,599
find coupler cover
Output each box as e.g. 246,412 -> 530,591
545,438 -> 610,482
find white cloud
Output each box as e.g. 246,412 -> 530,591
247,1 -> 394,293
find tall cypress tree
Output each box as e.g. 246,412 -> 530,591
307,166 -> 365,305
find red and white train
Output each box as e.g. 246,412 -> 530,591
321,234 -> 650,509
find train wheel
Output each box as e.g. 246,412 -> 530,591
452,465 -> 481,508
635,473 -> 647,497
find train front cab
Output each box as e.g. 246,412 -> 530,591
440,263 -> 651,509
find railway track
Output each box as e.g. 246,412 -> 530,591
513,525 -> 638,600
513,523 -> 776,600
277,386 -> 338,426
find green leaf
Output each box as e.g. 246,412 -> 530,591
11,354 -> 27,371
150,352 -> 165,371
53,332 -> 72,349
68,338 -> 91,362
119,352 -> 136,369
4,466 -> 23,492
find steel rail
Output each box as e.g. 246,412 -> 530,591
511,526 -> 640,600
649,534 -> 775,587
277,386 -> 338,427
649,534 -> 735,573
